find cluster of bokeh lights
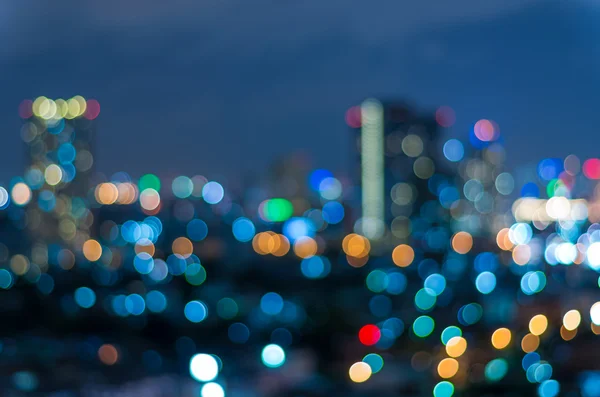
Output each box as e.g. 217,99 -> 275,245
4,100 -> 600,396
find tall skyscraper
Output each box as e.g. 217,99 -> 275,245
350,99 -> 442,245
18,96 -> 100,249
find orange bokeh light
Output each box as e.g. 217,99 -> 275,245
392,244 -> 414,267
98,344 -> 119,365
172,237 -> 193,258
83,239 -> 102,262
452,232 -> 473,254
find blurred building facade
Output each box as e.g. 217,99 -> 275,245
351,99 -> 443,247
20,96 -> 99,250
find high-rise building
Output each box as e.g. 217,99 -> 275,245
350,99 -> 443,245
18,96 -> 100,249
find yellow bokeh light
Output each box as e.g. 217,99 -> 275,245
294,237 -> 317,259
66,98 -> 80,119
83,239 -> 102,262
563,309 -> 581,331
45,164 -> 63,186
73,95 -> 87,116
452,231 -> 473,254
491,328 -> 512,349
521,333 -> 540,353
32,96 -> 48,117
349,362 -> 372,383
32,96 -> 58,119
437,358 -> 459,379
529,314 -> 548,336
55,99 -> 68,118
172,237 -> 193,258
40,99 -> 57,120
11,182 -> 32,206
446,336 -> 467,358
10,254 -> 30,276
392,244 -> 414,267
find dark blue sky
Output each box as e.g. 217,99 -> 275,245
0,0 -> 598,185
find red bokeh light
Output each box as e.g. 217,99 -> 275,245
18,99 -> 33,119
435,106 -> 455,127
358,324 -> 381,346
345,106 -> 361,128
84,99 -> 101,120
559,171 -> 575,189
474,119 -> 496,141
583,158 -> 600,180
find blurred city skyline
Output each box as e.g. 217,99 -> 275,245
1,0 -> 598,183
2,2 -> 600,394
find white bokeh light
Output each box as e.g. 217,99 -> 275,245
201,382 -> 225,397
189,354 -> 219,382
587,242 -> 600,271
546,196 -> 570,220
556,242 -> 577,265
0,187 -> 8,208
261,344 -> 285,368
591,302 -> 600,326
508,223 -> 532,245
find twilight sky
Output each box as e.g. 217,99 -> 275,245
0,0 -> 598,185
